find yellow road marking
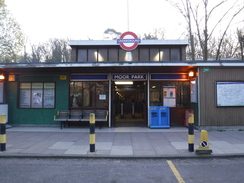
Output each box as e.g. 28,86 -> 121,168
167,160 -> 186,183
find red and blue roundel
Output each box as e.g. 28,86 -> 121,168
117,31 -> 141,51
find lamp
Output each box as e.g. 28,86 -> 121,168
189,71 -> 194,77
0,75 -> 5,80
115,81 -> 133,85
8,75 -> 15,81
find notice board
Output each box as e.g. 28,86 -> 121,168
216,81 -> 244,106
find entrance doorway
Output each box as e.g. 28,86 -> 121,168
112,81 -> 147,127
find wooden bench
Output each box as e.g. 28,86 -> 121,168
54,110 -> 108,129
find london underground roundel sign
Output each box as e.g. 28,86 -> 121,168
117,31 -> 141,51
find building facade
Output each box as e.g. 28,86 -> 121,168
1,39 -> 244,129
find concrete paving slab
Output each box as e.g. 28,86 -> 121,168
110,146 -> 133,156
64,145 -> 89,155
171,142 -> 188,150
96,142 -> 113,150
113,139 -> 132,146
42,149 -> 67,155
234,144 -> 244,150
49,142 -> 74,150
94,150 -> 111,155
133,149 -> 157,156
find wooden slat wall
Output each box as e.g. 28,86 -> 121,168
199,67 -> 244,126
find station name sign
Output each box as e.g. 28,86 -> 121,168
113,74 -> 147,80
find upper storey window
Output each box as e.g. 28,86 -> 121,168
77,47 -> 182,62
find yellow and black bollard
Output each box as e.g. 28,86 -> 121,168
89,113 -> 95,152
0,115 -> 6,151
188,111 -> 194,152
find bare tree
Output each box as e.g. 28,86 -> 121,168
103,28 -> 122,40
0,0 -> 24,63
44,39 -> 71,62
166,0 -> 244,60
141,28 -> 165,40
22,39 -> 71,63
237,28 -> 244,60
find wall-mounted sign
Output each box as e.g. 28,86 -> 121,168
60,75 -> 67,80
112,74 -> 147,80
151,74 -> 188,80
117,31 -> 141,51
203,68 -> 210,72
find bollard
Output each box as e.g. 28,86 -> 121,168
89,113 -> 95,152
188,112 -> 194,152
0,115 -> 6,151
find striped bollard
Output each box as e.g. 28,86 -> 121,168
89,113 -> 95,152
188,111 -> 194,152
0,115 -> 6,151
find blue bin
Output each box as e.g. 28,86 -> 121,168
150,106 -> 170,128
159,106 -> 170,128
149,106 -> 159,128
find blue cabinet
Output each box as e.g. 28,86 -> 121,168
150,106 -> 170,128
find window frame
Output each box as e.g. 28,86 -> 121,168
69,81 -> 109,109
18,82 -> 56,109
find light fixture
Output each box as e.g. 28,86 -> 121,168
0,75 -> 5,80
189,71 -> 194,77
115,81 -> 133,85
8,75 -> 15,81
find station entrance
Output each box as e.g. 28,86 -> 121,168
112,81 -> 147,127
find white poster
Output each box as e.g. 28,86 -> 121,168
20,83 -> 31,108
31,83 -> 43,108
163,86 -> 176,107
191,79 -> 197,103
20,89 -> 31,108
44,83 -> 55,108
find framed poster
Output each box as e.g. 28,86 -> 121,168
44,83 -> 55,108
163,86 -> 176,107
20,83 -> 31,108
190,78 -> 197,103
216,81 -> 244,106
32,83 -> 43,108
151,91 -> 160,102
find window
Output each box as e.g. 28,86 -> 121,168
88,49 -> 97,62
150,81 -> 189,107
160,48 -> 170,61
78,49 -> 87,62
140,48 -> 149,61
108,48 -> 118,61
98,48 -> 107,62
119,49 -> 127,61
171,48 -> 181,61
70,81 -> 108,108
150,48 -> 159,61
19,82 -> 55,108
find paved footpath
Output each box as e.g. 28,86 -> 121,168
1,127 -> 244,158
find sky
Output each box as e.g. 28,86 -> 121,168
4,0 -> 244,45
4,0 -> 185,44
